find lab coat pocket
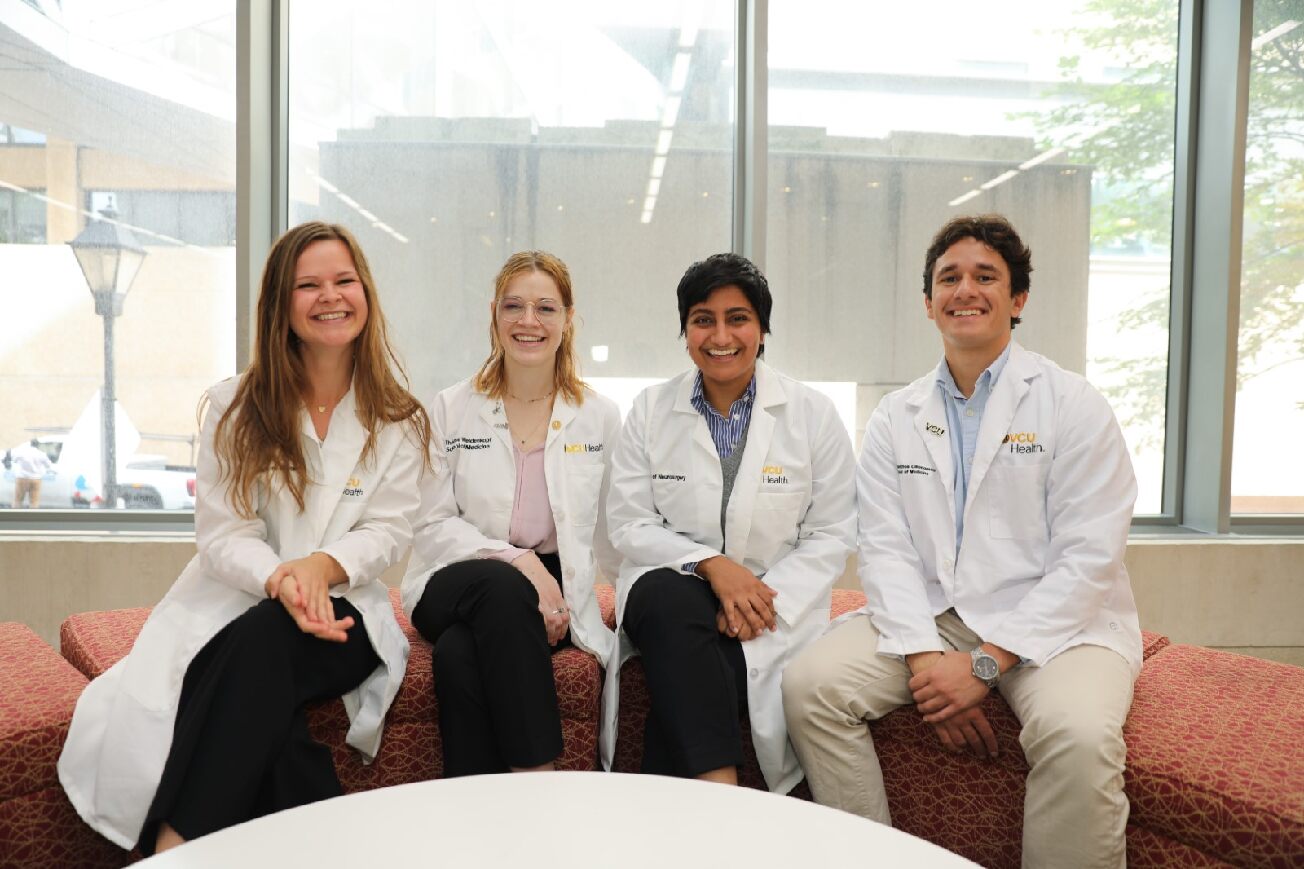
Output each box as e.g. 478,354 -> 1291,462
567,464 -> 605,526
749,490 -> 804,563
988,464 -> 1048,540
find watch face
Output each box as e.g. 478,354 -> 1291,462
974,654 -> 999,681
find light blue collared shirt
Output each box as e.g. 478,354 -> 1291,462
936,342 -> 1012,552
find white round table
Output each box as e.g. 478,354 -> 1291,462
141,772 -> 978,867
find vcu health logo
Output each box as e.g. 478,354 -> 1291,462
565,443 -> 604,454
343,477 -> 364,497
1002,432 -> 1045,454
762,464 -> 789,484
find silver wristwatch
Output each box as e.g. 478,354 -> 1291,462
970,647 -> 1001,688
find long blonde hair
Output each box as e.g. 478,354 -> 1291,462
210,221 -> 432,517
472,250 -> 586,406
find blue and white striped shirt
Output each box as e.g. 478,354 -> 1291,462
689,372 -> 757,459
683,372 -> 757,574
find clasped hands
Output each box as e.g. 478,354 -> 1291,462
698,556 -> 778,642
264,552 -> 351,642
906,649 -> 1003,760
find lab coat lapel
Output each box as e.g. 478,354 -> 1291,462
910,376 -> 955,509
478,395 -> 515,453
724,363 -> 782,562
307,390 -> 367,543
545,395 -> 576,450
968,342 -> 1035,500
542,396 -> 576,507
674,372 -> 718,459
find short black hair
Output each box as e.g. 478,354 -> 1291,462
676,253 -> 773,339
923,215 -> 1032,328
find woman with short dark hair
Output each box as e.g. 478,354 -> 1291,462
602,252 -> 856,791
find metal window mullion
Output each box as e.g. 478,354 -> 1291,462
236,0 -> 288,371
1160,0 -> 1199,525
1177,0 -> 1253,534
733,0 -> 767,265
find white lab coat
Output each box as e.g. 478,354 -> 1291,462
603,360 -> 856,791
400,379 -> 620,663
58,376 -> 421,850
858,341 -> 1142,675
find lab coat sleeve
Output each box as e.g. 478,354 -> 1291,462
317,426 -> 425,590
760,400 -> 856,629
858,401 -> 946,657
591,398 -> 624,583
195,389 -> 282,598
989,381 -> 1136,664
606,391 -> 720,573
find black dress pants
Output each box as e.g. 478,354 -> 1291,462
140,596 -> 380,853
409,554 -> 566,776
622,568 -> 748,778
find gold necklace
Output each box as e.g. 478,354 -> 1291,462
506,402 -> 551,446
507,389 -> 555,403
310,392 -> 344,414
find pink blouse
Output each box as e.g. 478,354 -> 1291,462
485,444 -> 558,562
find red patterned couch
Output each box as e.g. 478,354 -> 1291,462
8,585 -> 1304,868
599,586 -> 1304,868
0,623 -> 123,869
7,588 -> 601,868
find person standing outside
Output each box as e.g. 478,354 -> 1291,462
783,215 -> 1141,868
11,438 -> 54,508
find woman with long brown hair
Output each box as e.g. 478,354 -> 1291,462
400,250 -> 618,776
60,222 -> 431,854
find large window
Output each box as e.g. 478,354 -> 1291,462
0,2 -> 237,512
766,0 -> 1180,514
1232,3 -> 1304,515
288,0 -> 736,412
1,0 -> 1299,532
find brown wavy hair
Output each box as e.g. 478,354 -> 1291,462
923,214 -> 1033,328
472,250 -> 586,405
209,221 -> 432,517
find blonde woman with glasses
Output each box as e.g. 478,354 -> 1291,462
401,251 -> 619,775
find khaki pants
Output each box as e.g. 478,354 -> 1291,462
14,477 -> 41,508
782,612 -> 1134,869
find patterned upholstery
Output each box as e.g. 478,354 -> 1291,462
60,608 -> 150,681
0,623 -> 127,868
1124,644 -> 1304,868
598,582 -> 1304,868
31,584 -> 1304,868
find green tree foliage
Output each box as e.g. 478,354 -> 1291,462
1034,0 -> 1304,429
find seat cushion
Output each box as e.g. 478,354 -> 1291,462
0,623 -> 88,802
1124,644 -> 1304,868
60,608 -> 150,680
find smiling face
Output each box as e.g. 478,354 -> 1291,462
492,269 -> 570,370
289,239 -> 368,352
925,237 -> 1027,359
685,284 -> 762,394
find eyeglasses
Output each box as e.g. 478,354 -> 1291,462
496,297 -> 568,324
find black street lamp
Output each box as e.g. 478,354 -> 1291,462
68,206 -> 147,509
